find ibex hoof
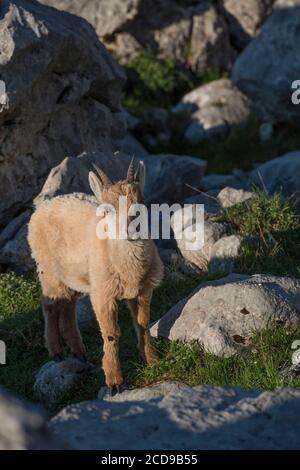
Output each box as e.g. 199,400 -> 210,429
107,383 -> 127,396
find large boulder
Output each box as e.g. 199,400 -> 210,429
173,79 -> 251,144
249,151 -> 300,199
232,2 -> 300,123
49,382 -> 300,449
40,0 -> 140,38
34,151 -> 207,206
221,0 -> 274,49
41,0 -> 236,74
0,0 -> 126,226
150,274 -> 300,357
0,387 -> 65,449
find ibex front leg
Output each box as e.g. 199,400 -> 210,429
91,292 -> 123,393
128,290 -> 158,365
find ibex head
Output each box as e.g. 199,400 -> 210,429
89,158 -> 146,238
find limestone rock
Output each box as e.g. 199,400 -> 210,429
249,151 -> 300,200
217,187 -> 253,208
221,0 -> 274,49
49,383 -> 300,449
33,357 -> 95,407
232,3 -> 300,123
41,0 -> 236,73
173,79 -> 251,144
0,387 -> 65,449
0,0 -> 125,225
150,274 -> 300,357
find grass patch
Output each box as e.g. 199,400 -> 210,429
148,118 -> 300,174
123,50 -> 225,116
138,326 -> 300,390
220,191 -> 300,277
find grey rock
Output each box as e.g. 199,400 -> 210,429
217,187 -> 253,208
140,153 -> 207,204
173,79 -> 251,144
210,234 -> 243,272
0,0 -> 125,225
40,0 -> 140,38
35,151 -> 207,208
98,381 -> 187,401
0,219 -> 34,273
33,357 -> 95,407
201,171 -> 249,192
184,193 -> 222,217
280,364 -> 300,381
123,110 -> 140,131
221,0 -> 274,49
232,3 -> 300,123
76,296 -> 95,327
172,211 -> 229,272
0,210 -> 31,248
249,151 -> 300,199
150,274 -> 300,357
0,387 -> 65,449
140,107 -> 171,145
49,383 -> 300,449
259,122 -> 274,142
118,133 -> 149,157
171,204 -> 243,273
42,1 -> 235,74
34,152 -> 132,206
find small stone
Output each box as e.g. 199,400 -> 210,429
217,187 -> 253,208
259,122 -> 274,142
33,358 -> 95,407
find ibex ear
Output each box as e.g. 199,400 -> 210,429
134,161 -> 146,191
89,172 -> 103,202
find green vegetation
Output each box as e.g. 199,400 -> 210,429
149,118 -> 300,174
123,50 -> 225,116
221,191 -> 300,277
138,327 -> 300,390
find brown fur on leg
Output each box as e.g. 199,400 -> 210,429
42,297 -> 63,358
127,290 -> 158,365
58,297 -> 86,358
91,292 -> 123,389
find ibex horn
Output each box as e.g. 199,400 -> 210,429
127,157 -> 135,183
92,163 -> 112,187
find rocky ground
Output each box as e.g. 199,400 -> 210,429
1,0 -> 300,450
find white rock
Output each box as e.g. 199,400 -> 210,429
33,358 -> 95,407
151,274 -> 300,357
49,384 -> 300,449
217,187 -> 253,208
173,79 -> 251,144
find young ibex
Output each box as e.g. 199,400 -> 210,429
28,159 -> 163,393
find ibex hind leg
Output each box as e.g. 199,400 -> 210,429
42,297 -> 64,360
40,272 -> 85,360
59,296 -> 87,361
